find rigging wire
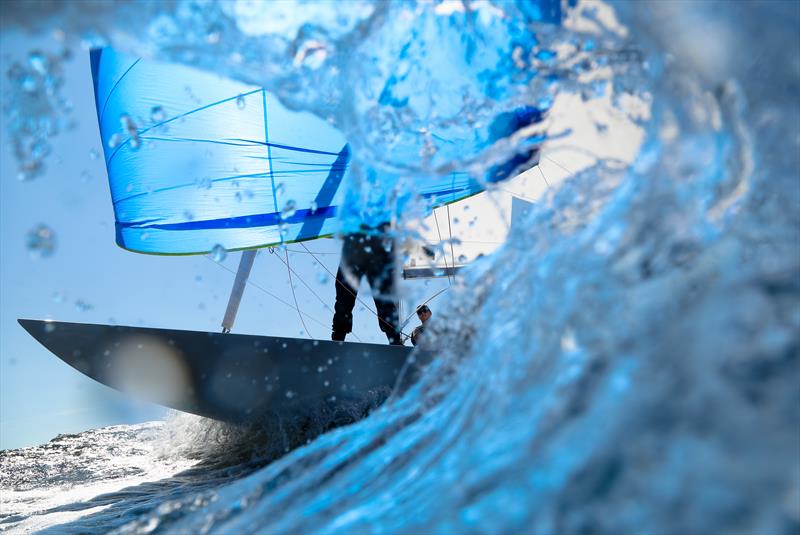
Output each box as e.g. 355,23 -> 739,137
204,256 -> 331,333
268,247 -> 364,343
433,208 -> 452,285
446,203 -> 457,275
537,164 -> 551,188
397,286 -> 450,334
542,154 -> 573,176
283,248 -> 311,338
299,242 -> 411,338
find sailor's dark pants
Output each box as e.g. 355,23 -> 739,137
332,232 -> 400,343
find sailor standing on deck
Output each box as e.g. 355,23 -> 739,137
331,165 -> 403,345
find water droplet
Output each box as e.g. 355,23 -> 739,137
317,271 -> 329,284
28,51 -> 47,74
89,148 -> 99,160
195,177 -> 212,189
21,75 -> 37,92
74,299 -> 93,312
234,191 -> 243,203
324,380 -> 330,387
210,244 -> 227,262
108,133 -> 122,148
52,291 -> 64,303
281,199 -> 297,219
285,390 -> 295,399
183,210 -> 195,220
458,254 -> 467,263
275,182 -> 285,196
364,246 -> 372,253
26,224 -> 56,258
150,105 -> 166,122
309,201 -> 318,214
206,25 -> 221,45
120,114 -> 140,149
236,94 -> 246,109
44,323 -> 56,333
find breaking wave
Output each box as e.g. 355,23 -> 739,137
1,1 -> 797,533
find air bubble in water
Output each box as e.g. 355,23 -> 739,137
236,94 -> 246,109
210,244 -> 227,262
26,224 -> 56,258
150,105 -> 166,122
281,200 -> 297,219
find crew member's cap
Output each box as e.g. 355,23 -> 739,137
416,304 -> 431,314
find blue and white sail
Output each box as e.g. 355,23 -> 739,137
91,47 -> 544,255
91,47 -> 350,255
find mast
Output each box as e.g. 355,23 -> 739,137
221,250 -> 257,333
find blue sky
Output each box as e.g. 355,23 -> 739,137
0,31 -> 444,450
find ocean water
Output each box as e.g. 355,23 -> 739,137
2,1 -> 799,534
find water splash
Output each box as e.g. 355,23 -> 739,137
1,0 -> 797,534
4,48 -> 73,180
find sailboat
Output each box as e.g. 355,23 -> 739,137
20,47 -> 544,426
